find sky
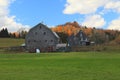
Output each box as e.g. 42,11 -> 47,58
0,0 -> 120,32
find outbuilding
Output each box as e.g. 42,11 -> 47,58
68,30 -> 90,47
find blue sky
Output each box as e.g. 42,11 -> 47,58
10,0 -> 67,26
0,0 -> 120,32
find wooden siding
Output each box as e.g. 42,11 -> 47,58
25,23 -> 59,52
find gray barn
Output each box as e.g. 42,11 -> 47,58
25,23 -> 60,52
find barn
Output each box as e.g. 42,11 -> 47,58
25,23 -> 60,52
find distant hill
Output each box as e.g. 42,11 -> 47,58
51,21 -> 120,44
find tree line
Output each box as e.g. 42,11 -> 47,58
0,28 -> 27,38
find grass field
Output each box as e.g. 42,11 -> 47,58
0,52 -> 120,80
0,38 -> 120,80
0,38 -> 24,47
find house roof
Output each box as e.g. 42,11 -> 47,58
76,30 -> 88,40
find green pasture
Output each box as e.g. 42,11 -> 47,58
0,52 -> 120,80
0,38 -> 24,47
0,38 -> 120,80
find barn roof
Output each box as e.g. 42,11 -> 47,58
53,32 -> 60,39
27,23 -> 60,39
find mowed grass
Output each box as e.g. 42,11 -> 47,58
0,52 -> 120,80
0,38 -> 24,47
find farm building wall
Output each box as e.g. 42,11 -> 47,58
25,23 -> 60,52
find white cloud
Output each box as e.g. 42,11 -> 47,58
63,0 -> 120,30
63,0 -> 108,14
82,14 -> 106,28
63,0 -> 120,14
0,0 -> 30,32
104,0 -> 120,13
107,18 -> 120,30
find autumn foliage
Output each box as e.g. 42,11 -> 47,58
51,21 -> 81,36
51,21 -> 120,44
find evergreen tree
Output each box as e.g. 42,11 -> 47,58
0,28 -> 10,38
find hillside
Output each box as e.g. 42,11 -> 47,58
51,21 -> 120,44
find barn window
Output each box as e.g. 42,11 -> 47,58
39,26 -> 42,29
39,40 -> 41,42
35,32 -> 37,35
51,40 -> 53,42
45,40 -> 47,42
28,40 -> 30,43
43,32 -> 46,35
34,40 -> 36,42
